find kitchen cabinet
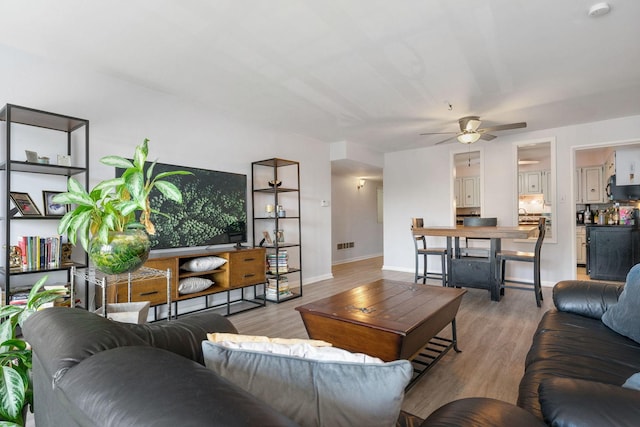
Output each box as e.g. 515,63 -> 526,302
576,226 -> 586,265
519,171 -> 545,195
454,178 -> 462,206
456,176 -> 480,207
524,171 -> 542,194
605,151 -> 616,182
576,166 -> 605,204
586,225 -> 640,281
542,170 -> 552,205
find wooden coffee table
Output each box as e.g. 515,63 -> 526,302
295,279 -> 466,389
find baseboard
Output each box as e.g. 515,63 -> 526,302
381,265 -> 414,273
303,273 -> 334,285
332,253 -> 382,266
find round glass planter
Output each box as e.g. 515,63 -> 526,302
89,227 -> 151,275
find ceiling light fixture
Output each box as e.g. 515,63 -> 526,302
457,133 -> 481,144
588,2 -> 611,17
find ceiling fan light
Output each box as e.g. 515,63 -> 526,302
457,132 -> 481,144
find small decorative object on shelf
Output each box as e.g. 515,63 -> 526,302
55,139 -> 192,275
9,245 -> 22,271
268,179 -> 282,187
9,191 -> 42,216
61,243 -> 74,266
57,154 -> 71,166
24,149 -> 38,162
42,190 -> 66,216
265,204 -> 275,217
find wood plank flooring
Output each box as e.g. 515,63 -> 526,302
229,257 -> 551,419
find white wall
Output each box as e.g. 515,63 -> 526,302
331,175 -> 383,264
0,43 -> 333,286
384,115 -> 640,285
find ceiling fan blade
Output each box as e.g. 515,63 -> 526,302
479,122 -> 527,133
434,135 -> 459,145
480,133 -> 497,141
419,131 -> 457,136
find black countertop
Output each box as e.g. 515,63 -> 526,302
583,223 -> 637,228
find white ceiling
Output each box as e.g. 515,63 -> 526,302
1,1 -> 639,155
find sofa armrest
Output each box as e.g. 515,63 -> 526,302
552,280 -> 623,319
419,398 -> 545,427
540,377 -> 640,426
120,311 -> 237,364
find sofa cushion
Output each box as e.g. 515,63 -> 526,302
422,398 -> 545,427
208,332 -> 331,347
602,263 -> 640,343
539,377 -> 640,427
202,340 -> 412,427
518,310 -> 640,418
56,346 -> 298,427
178,277 -> 213,294
180,256 -> 226,272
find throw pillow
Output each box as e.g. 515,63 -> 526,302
207,332 -> 332,348
623,372 -> 640,391
201,341 -> 412,427
178,277 -> 213,294
602,263 -> 640,344
180,256 -> 227,272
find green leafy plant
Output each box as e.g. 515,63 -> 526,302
53,139 -> 192,250
0,277 -> 64,426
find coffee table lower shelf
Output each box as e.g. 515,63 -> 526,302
407,334 -> 460,391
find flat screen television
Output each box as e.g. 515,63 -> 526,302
117,162 -> 247,250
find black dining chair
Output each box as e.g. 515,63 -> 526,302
460,217 -> 497,258
496,218 -> 546,307
412,218 -> 447,287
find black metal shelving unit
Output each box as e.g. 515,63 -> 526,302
1,104 -> 89,306
251,158 -> 302,303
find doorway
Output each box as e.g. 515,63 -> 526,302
574,142 -> 640,280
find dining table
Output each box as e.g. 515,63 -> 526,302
412,225 -> 537,301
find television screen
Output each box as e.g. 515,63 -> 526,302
117,162 -> 247,250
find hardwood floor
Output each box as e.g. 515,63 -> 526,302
229,257 -> 551,419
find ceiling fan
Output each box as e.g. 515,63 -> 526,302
420,116 -> 527,145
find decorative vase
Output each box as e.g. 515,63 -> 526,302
89,226 -> 151,275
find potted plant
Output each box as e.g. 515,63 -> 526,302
0,277 -> 64,426
53,139 -> 191,274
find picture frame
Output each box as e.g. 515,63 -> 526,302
42,191 -> 67,216
9,192 -> 42,216
262,231 -> 273,244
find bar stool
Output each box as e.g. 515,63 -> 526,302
412,218 -> 447,287
496,218 -> 546,307
460,217 -> 497,258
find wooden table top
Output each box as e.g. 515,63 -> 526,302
295,279 -> 466,335
413,225 -> 537,239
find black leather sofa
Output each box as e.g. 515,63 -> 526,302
22,307 -> 298,427
421,279 -> 640,426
